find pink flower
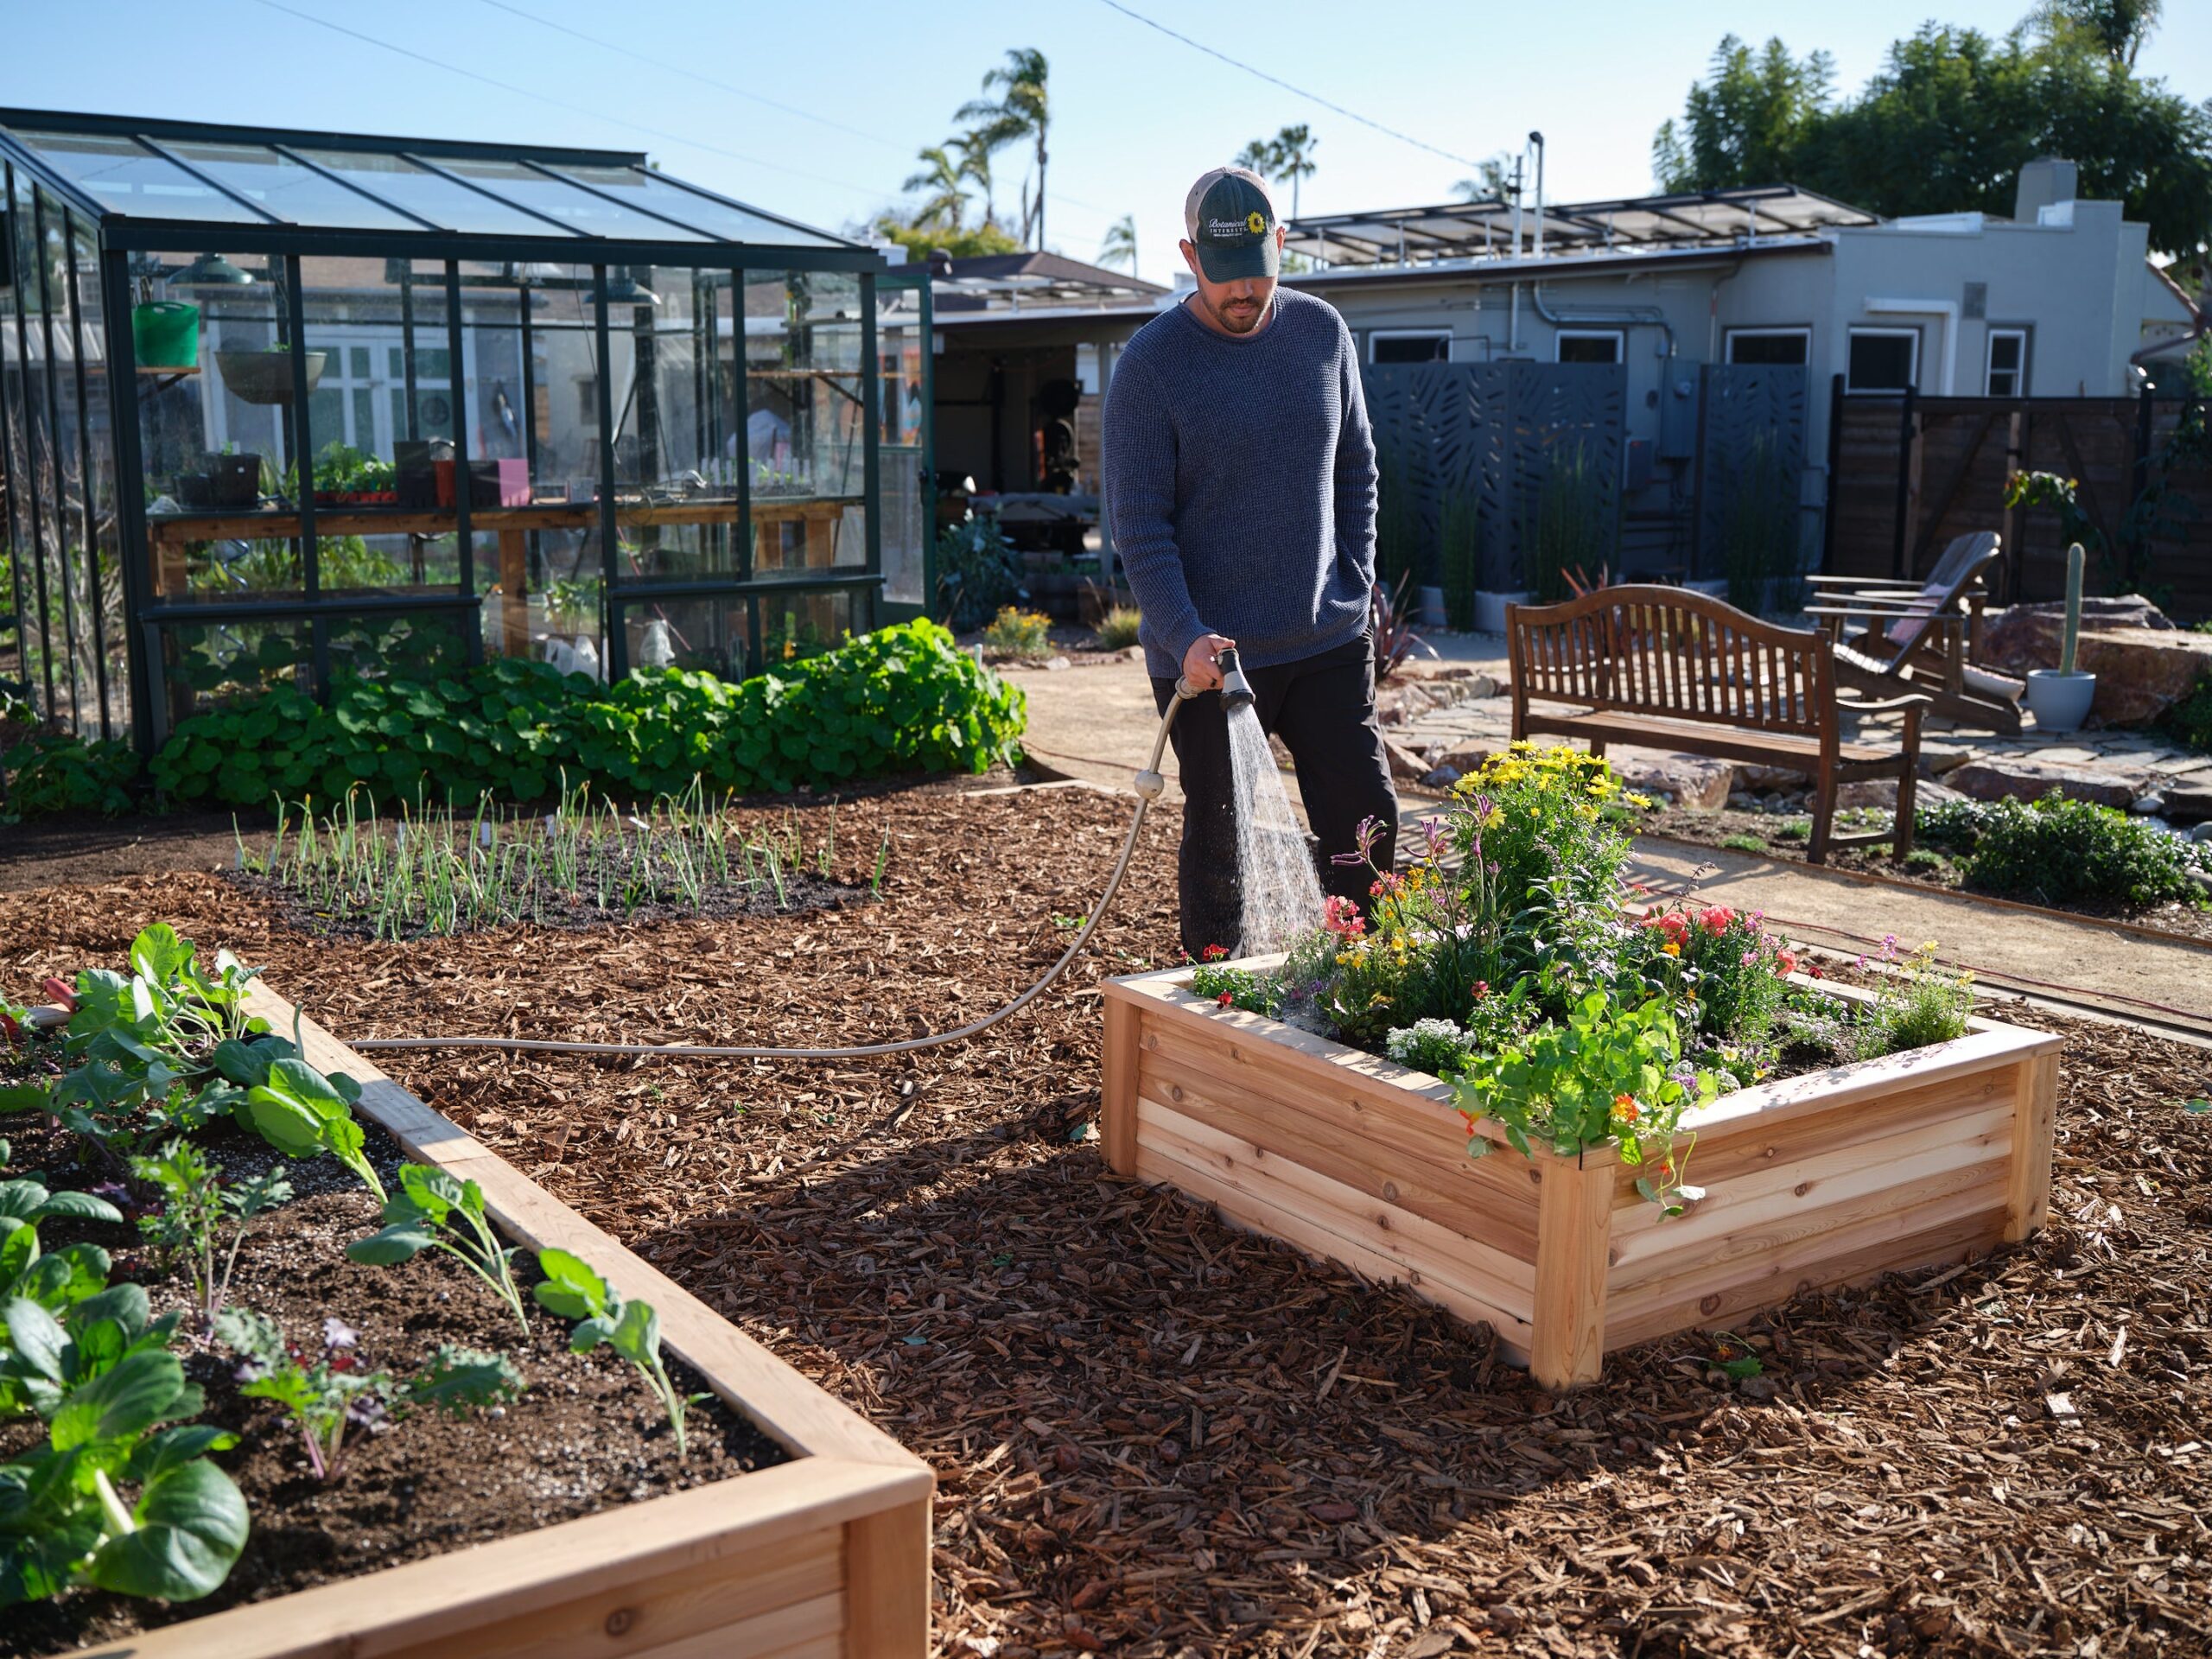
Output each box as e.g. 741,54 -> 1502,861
1700,906 -> 1736,936
1776,950 -> 1799,976
1323,896 -> 1367,938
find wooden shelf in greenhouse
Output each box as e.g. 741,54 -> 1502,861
1100,967 -> 2063,1392
76,984 -> 934,1659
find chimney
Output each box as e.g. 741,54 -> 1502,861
2015,157 -> 2079,222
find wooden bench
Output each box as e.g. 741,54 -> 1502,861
1506,586 -> 1928,863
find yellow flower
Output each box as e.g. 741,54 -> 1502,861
1662,942 -> 1680,957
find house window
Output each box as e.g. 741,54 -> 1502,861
1986,328 -> 2028,397
1369,330 -> 1450,364
1556,329 -> 1623,365
1847,327 -> 1918,393
1725,327 -> 1810,366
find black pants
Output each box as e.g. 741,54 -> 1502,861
1150,632 -> 1399,962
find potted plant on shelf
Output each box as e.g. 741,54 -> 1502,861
2024,541 -> 2097,733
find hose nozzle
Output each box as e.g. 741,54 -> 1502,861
1215,645 -> 1256,713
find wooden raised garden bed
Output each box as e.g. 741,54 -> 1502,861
1101,967 -> 2062,1391
79,984 -> 932,1659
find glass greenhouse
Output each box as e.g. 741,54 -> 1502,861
0,110 -> 932,751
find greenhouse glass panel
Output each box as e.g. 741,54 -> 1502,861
745,270 -> 866,576
158,141 -> 421,231
433,159 -> 709,240
10,130 -> 260,223
134,248 -> 301,607
521,267 -> 606,671
67,207 -> 128,740
609,268 -> 744,585
615,592 -> 744,678
547,165 -> 837,247
291,149 -> 579,238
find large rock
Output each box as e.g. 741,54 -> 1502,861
1980,603 -> 2212,727
1944,757 -> 2136,810
1835,778 -> 1967,811
2164,782 -> 2212,826
1609,747 -> 1734,810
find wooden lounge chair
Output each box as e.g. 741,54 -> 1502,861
1800,532 -> 2024,734
1507,586 -> 1929,864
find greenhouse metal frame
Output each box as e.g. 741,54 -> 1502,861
0,109 -> 930,753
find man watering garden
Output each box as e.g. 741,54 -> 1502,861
1103,164 -> 1396,960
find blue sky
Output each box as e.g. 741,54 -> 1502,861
9,1 -> 2209,283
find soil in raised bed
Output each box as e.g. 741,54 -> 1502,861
5,787 -> 2211,1656
0,1114 -> 785,1657
1647,802 -> 2212,946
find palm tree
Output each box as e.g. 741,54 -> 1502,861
1236,137 -> 1279,176
1272,125 -> 1318,218
901,144 -> 969,233
954,130 -> 999,230
958,48 -> 1049,249
1453,154 -> 1518,202
1100,214 -> 1138,276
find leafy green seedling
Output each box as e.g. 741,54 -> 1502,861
347,1165 -> 528,1333
243,1058 -> 384,1205
0,1175 -> 126,1390
217,1309 -> 518,1484
532,1248 -> 692,1459
129,1140 -> 290,1331
0,1294 -> 245,1609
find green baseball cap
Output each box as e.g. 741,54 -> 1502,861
1183,166 -> 1281,283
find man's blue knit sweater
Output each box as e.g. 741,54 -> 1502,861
1102,287 -> 1378,680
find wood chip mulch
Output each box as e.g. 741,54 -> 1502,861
5,784 -> 2211,1658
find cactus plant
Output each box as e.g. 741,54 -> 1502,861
2061,541 -> 2085,676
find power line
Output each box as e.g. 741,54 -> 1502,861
248,0 -> 1114,233
470,0 -> 903,151
247,0 -> 880,204
1091,0 -> 1478,169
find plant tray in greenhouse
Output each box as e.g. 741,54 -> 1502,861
1101,965 -> 2062,1391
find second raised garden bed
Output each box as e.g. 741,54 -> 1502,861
1102,968 -> 2062,1391
40,982 -> 931,1659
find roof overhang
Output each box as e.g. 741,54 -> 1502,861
1287,184 -> 1876,269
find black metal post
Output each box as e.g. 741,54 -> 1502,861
860,269 -> 880,637
1889,385 -> 1916,582
399,261 -> 420,441
31,184 -> 86,732
100,245 -> 156,751
1821,372 -> 1844,575
518,276 -> 540,587
61,208 -> 110,739
283,253 -> 325,697
0,263 -> 22,699
733,264 -> 758,674
594,264 -> 621,677
446,260 -> 477,665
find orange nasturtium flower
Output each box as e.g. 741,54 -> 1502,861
1613,1093 -> 1640,1123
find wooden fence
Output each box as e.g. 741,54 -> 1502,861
1824,382 -> 2212,615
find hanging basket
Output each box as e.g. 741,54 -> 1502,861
215,349 -> 327,406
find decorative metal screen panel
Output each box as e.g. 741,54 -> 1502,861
1695,365 -> 1807,581
1363,361 -> 1625,596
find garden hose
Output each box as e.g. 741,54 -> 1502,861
351,680 -> 1205,1063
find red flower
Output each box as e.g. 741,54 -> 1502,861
1201,944 -> 1229,962
1216,991 -> 1236,1007
41,977 -> 77,1014
1323,896 -> 1366,938
1807,962 -> 1825,980
1471,980 -> 1490,1001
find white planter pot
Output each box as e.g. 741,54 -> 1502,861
2024,669 -> 2097,734
1473,589 -> 1531,633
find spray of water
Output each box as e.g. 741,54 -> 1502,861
1224,704 -> 1327,954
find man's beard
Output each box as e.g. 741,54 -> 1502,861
1205,291 -> 1267,334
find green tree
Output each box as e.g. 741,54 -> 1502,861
1655,16 -> 2212,257
1274,124 -> 1319,218
1454,154 -> 1519,201
871,217 -> 1021,262
958,49 -> 1050,250
1100,214 -> 1139,275
1652,34 -> 1834,193
901,145 -> 969,232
